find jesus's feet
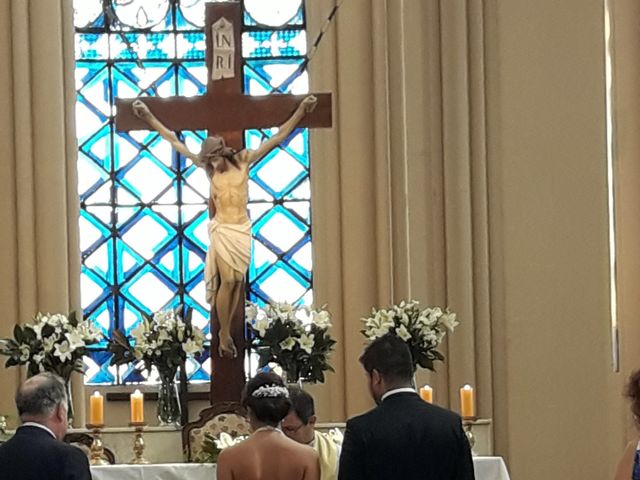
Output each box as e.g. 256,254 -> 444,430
218,333 -> 238,359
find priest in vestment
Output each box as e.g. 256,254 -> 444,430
282,387 -> 340,480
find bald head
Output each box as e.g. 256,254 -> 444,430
16,373 -> 67,420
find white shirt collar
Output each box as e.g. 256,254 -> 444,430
20,422 -> 56,439
381,387 -> 416,402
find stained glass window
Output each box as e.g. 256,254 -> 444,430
74,0 -> 312,385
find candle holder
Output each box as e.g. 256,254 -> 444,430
129,422 -> 150,465
85,424 -> 109,466
462,417 -> 478,456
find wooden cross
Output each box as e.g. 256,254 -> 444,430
115,2 -> 332,404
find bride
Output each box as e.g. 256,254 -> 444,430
217,372 -> 320,480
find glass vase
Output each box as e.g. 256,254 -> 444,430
65,380 -> 74,427
157,370 -> 181,426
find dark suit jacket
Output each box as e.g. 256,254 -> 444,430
338,392 -> 475,480
0,425 -> 91,480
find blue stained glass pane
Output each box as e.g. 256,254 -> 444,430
76,33 -> 109,60
176,33 -> 206,59
242,30 -> 306,59
244,59 -> 309,95
76,0 -> 312,385
112,62 -> 177,99
176,63 -> 207,96
110,33 -> 176,60
84,350 -> 116,384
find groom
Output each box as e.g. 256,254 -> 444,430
338,334 -> 475,480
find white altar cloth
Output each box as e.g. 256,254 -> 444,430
91,463 -> 213,480
473,456 -> 511,480
92,456 -> 510,480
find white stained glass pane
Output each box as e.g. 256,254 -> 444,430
188,281 -> 208,314
76,102 -> 105,140
79,215 -> 104,253
291,241 -> 312,272
260,269 -> 306,303
180,0 -> 206,27
259,211 -> 305,252
77,154 -> 106,197
244,0 -> 302,27
121,158 -> 173,203
74,0 -> 103,28
253,242 -> 278,270
80,273 -> 105,310
255,150 -> 305,194
121,216 -> 172,260
126,272 -> 174,312
113,0 -> 170,29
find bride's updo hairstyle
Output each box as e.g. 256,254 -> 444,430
242,371 -> 291,427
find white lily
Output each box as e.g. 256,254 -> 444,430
53,341 -> 73,362
396,324 -> 412,342
254,318 -> 269,337
298,333 -> 315,354
440,312 -> 458,332
182,339 -> 202,355
66,331 -> 85,351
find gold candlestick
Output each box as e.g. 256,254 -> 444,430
86,424 -> 109,466
462,417 -> 478,456
129,422 -> 149,464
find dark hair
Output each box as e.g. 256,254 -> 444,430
242,372 -> 291,427
359,334 -> 414,384
15,372 -> 67,418
288,387 -> 315,424
625,369 -> 640,422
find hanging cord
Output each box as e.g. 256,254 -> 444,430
104,2 -> 145,69
270,0 -> 346,93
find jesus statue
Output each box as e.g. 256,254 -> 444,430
132,95 -> 318,359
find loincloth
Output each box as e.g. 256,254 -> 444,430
204,219 -> 252,306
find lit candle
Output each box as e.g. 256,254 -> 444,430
89,391 -> 104,426
460,384 -> 475,418
130,389 -> 144,424
419,385 -> 433,403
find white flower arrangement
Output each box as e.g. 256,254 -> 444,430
195,432 -> 248,463
108,307 -> 205,380
0,311 -> 103,379
246,301 -> 336,384
361,300 -> 458,371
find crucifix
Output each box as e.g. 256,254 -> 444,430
115,2 -> 332,404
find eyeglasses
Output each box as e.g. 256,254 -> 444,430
282,422 -> 305,435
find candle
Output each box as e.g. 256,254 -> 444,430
460,384 -> 475,418
89,391 -> 104,426
419,385 -> 433,403
130,389 -> 144,424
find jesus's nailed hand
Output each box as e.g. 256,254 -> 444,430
132,99 -> 151,119
301,95 -> 318,113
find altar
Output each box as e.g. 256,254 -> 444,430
91,457 -> 511,480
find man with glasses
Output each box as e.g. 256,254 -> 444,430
0,372 -> 91,479
282,387 -> 340,480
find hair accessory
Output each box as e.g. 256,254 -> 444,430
251,384 -> 289,399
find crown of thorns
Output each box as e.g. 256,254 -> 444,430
251,385 -> 289,399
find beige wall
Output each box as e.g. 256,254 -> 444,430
308,1 -> 628,480
485,1 -> 620,478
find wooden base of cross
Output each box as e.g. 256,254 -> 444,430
209,282 -> 247,404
